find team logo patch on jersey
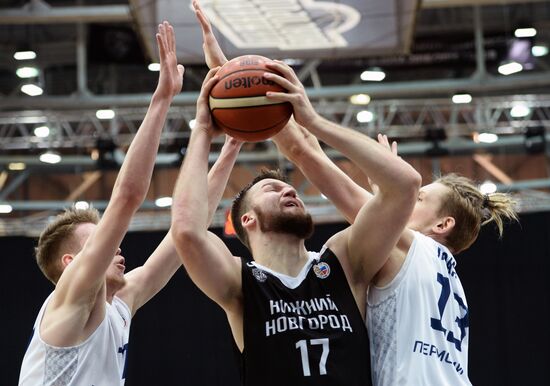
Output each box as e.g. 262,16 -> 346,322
313,262 -> 331,279
252,268 -> 267,282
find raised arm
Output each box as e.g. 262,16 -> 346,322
193,0 -> 227,68
272,119 -> 371,224
118,136 -> 242,315
42,22 -> 184,344
170,69 -> 242,313
265,62 -> 421,285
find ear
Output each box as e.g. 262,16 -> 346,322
432,216 -> 455,236
241,212 -> 256,231
61,253 -> 74,268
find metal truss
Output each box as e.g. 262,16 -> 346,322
1,94 -> 550,154
1,188 -> 549,237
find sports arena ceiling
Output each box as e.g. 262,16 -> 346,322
1,0 -> 550,234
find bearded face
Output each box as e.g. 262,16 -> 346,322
253,204 -> 314,240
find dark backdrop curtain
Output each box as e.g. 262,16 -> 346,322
1,212 -> 549,385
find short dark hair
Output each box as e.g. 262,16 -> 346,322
230,169 -> 287,249
35,207 -> 100,284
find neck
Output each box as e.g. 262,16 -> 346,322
423,230 -> 448,250
106,281 -> 124,304
250,232 -> 310,276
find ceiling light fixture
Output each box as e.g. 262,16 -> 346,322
349,94 -> 371,105
34,126 -> 50,138
21,84 -> 43,96
514,28 -> 537,38
8,162 -> 26,171
360,69 -> 386,82
510,104 -> 530,118
477,133 -> 499,143
356,110 -> 374,123
39,151 -> 62,164
148,63 -> 160,71
75,201 -> 90,210
16,67 -> 39,78
155,197 -> 173,208
479,181 -> 497,194
498,62 -> 523,76
532,45 -> 549,57
14,50 -> 36,60
0,204 -> 13,214
452,94 -> 472,104
96,109 -> 115,120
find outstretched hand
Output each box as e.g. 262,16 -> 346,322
369,134 -> 398,194
263,61 -> 319,128
193,0 -> 228,69
155,21 -> 185,99
194,67 -> 224,138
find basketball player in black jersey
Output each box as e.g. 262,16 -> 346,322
170,16 -> 421,384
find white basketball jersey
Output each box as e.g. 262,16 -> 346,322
19,293 -> 131,386
366,231 -> 472,386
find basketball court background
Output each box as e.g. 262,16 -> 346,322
1,0 -> 550,385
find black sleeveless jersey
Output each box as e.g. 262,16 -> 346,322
241,248 -> 372,386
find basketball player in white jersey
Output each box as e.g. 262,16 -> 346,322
18,22 -> 242,386
274,125 -> 517,385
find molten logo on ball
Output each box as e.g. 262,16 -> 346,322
224,76 -> 275,90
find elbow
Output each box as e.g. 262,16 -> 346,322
403,169 -> 422,207
408,168 -> 422,193
111,185 -> 144,211
171,220 -> 203,247
392,167 -> 421,205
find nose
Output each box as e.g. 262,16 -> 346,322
116,248 -> 122,256
282,186 -> 297,198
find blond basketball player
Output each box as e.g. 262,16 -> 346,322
18,22 -> 242,386
272,124 -> 518,385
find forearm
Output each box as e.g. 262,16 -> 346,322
172,128 -> 213,234
306,116 -> 420,197
293,145 -> 371,223
113,93 -> 172,202
206,139 -> 241,225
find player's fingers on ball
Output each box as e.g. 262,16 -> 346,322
263,72 -> 296,93
265,91 -> 292,102
203,66 -> 220,83
265,61 -> 298,84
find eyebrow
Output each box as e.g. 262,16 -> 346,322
260,181 -> 286,190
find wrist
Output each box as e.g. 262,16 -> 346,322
151,90 -> 174,104
307,113 -> 326,131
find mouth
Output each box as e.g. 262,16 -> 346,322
282,200 -> 301,209
116,263 -> 126,272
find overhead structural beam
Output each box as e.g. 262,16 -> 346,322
2,71 -> 550,110
0,170 -> 30,200
0,134 -> 545,169
4,178 -> 550,211
0,4 -> 131,24
473,154 -> 514,184
66,171 -> 101,201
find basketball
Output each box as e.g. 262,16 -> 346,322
209,55 -> 293,142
